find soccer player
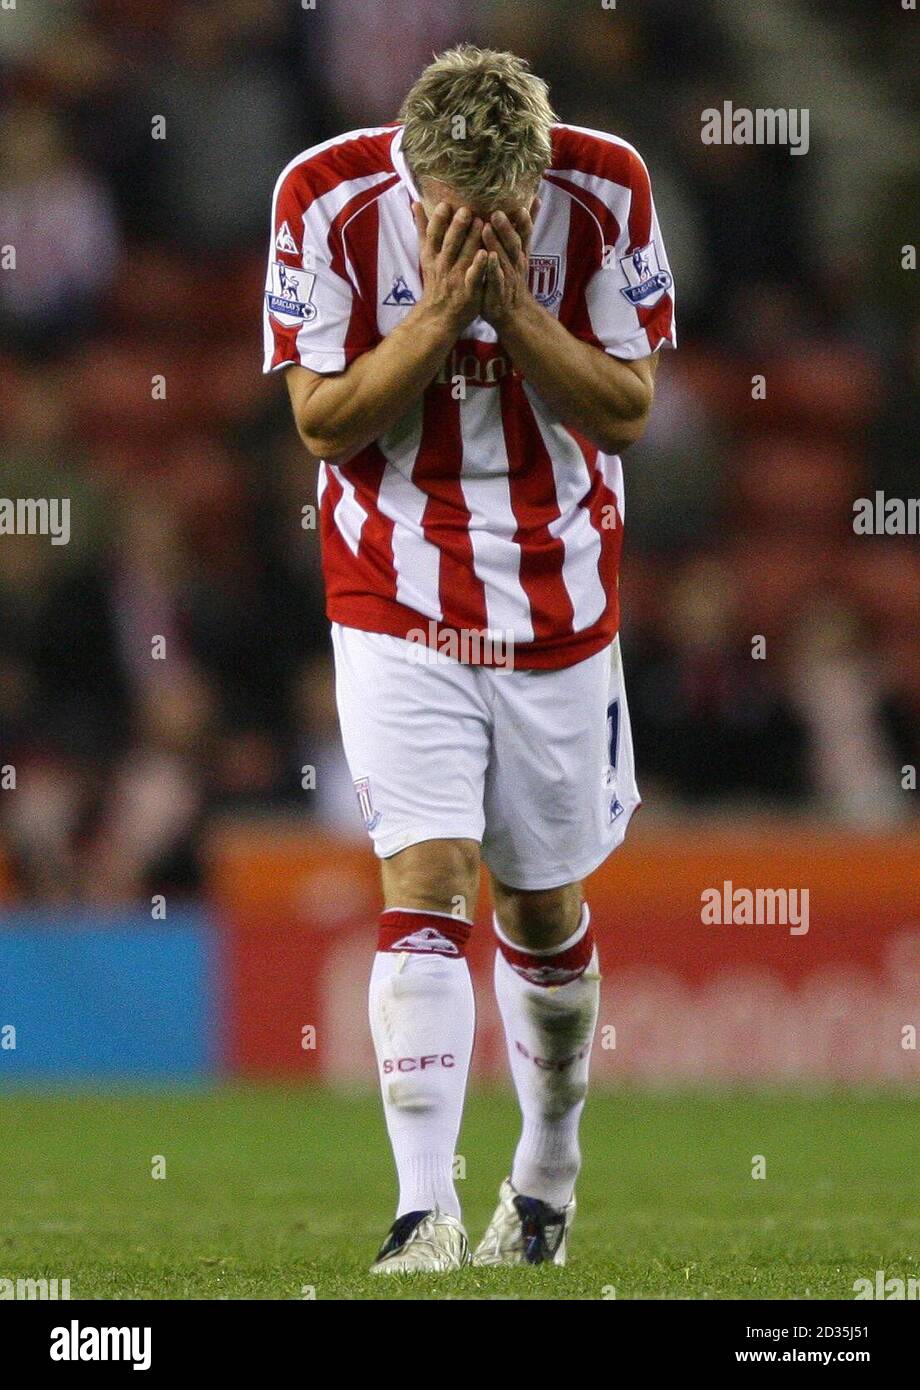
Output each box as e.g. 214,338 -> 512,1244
264,45 -> 675,1272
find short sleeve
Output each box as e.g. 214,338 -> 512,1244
583,150 -> 676,361
262,159 -> 375,376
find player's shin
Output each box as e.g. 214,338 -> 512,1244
368,910 -> 476,1219
493,904 -> 600,1207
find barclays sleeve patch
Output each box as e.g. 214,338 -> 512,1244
618,241 -> 672,306
266,260 -> 318,325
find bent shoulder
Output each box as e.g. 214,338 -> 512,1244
550,123 -> 651,189
272,126 -> 400,206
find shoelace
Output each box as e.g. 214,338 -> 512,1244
376,1209 -> 430,1259
513,1195 -> 565,1264
376,1212 -> 464,1264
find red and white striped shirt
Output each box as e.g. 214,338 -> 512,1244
264,123 -> 675,669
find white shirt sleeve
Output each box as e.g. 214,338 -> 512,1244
262,160 -> 375,376
584,152 -> 676,361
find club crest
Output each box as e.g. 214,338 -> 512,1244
354,776 -> 381,832
527,254 -> 562,308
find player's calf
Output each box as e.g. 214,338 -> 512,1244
476,878 -> 600,1266
367,838 -> 481,1270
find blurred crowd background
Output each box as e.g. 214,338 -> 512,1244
0,0 -> 918,904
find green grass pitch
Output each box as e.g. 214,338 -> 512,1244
1,1087 -> 916,1300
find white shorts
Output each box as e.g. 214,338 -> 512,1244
330,623 -> 640,890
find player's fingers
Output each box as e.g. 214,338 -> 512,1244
488,253 -> 507,316
465,248 -> 488,294
489,210 -> 524,265
482,219 -> 517,267
454,216 -> 484,274
439,205 -> 474,266
483,222 -> 519,278
481,221 -> 502,255
412,203 -> 431,271
487,251 -> 505,296
426,201 -> 453,255
511,202 -> 537,255
507,204 -> 532,239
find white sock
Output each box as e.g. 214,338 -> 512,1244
493,904 -> 600,1208
369,910 -> 475,1219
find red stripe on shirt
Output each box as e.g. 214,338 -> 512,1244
328,180 -> 397,364
622,154 -> 674,350
551,126 -> 643,198
547,180 -> 619,350
547,159 -> 669,355
321,446 -> 401,610
270,319 -> 304,370
337,451 -> 400,601
500,375 -> 575,642
577,445 -> 622,634
412,382 -> 489,631
288,130 -> 395,206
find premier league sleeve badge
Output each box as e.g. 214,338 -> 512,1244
618,240 -> 672,306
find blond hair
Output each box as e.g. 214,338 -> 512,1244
398,45 -> 556,202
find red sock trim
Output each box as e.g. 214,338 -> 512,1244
496,928 -> 595,986
378,910 -> 472,958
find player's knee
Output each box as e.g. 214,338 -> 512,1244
491,879 -> 583,950
382,837 -> 480,918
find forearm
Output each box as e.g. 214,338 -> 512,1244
293,302 -> 462,459
498,296 -> 654,453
